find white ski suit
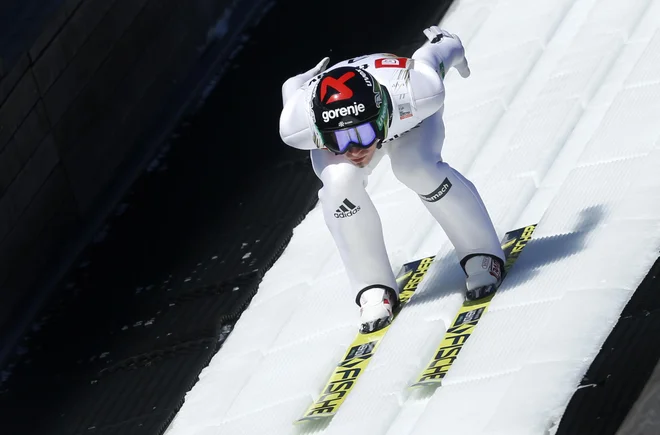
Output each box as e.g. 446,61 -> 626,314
279,32 -> 504,298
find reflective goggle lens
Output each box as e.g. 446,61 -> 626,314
326,122 -> 379,154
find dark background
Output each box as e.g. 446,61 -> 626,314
0,0 -> 276,367
1,0 -> 659,434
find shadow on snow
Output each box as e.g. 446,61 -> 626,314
407,205 -> 606,307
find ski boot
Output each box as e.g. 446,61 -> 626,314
356,285 -> 400,333
463,254 -> 504,301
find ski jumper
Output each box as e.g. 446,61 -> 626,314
279,38 -> 504,297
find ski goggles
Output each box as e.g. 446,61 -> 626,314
320,121 -> 382,154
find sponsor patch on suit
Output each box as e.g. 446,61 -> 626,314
420,178 -> 452,202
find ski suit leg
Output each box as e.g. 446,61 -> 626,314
387,110 -> 504,263
311,148 -> 398,295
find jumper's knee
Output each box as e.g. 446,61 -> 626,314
391,155 -> 449,196
318,163 -> 366,203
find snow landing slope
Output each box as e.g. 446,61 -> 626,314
166,0 -> 660,434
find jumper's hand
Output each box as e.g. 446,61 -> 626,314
281,57 -> 330,104
307,57 -> 330,78
423,26 -> 454,44
421,26 -> 470,78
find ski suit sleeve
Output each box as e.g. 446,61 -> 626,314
279,57 -> 329,150
405,27 -> 470,121
279,88 -> 316,150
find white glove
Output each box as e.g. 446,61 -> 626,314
420,26 -> 470,78
281,57 -> 330,104
307,57 -> 330,78
423,26 -> 455,44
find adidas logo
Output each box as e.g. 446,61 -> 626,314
334,198 -> 361,218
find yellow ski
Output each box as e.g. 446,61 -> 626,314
411,224 -> 537,387
297,256 -> 435,422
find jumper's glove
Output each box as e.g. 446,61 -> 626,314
311,57 -> 331,75
423,26 -> 454,44
281,57 -> 330,105
420,26 -> 470,78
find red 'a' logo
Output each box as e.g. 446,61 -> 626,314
320,72 -> 355,104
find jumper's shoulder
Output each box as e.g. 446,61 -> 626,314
407,59 -> 445,120
365,55 -> 444,122
279,87 -> 318,150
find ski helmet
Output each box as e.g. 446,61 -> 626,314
311,66 -> 391,154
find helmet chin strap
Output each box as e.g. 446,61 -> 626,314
382,86 -> 393,130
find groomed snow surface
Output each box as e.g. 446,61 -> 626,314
167,0 -> 660,433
